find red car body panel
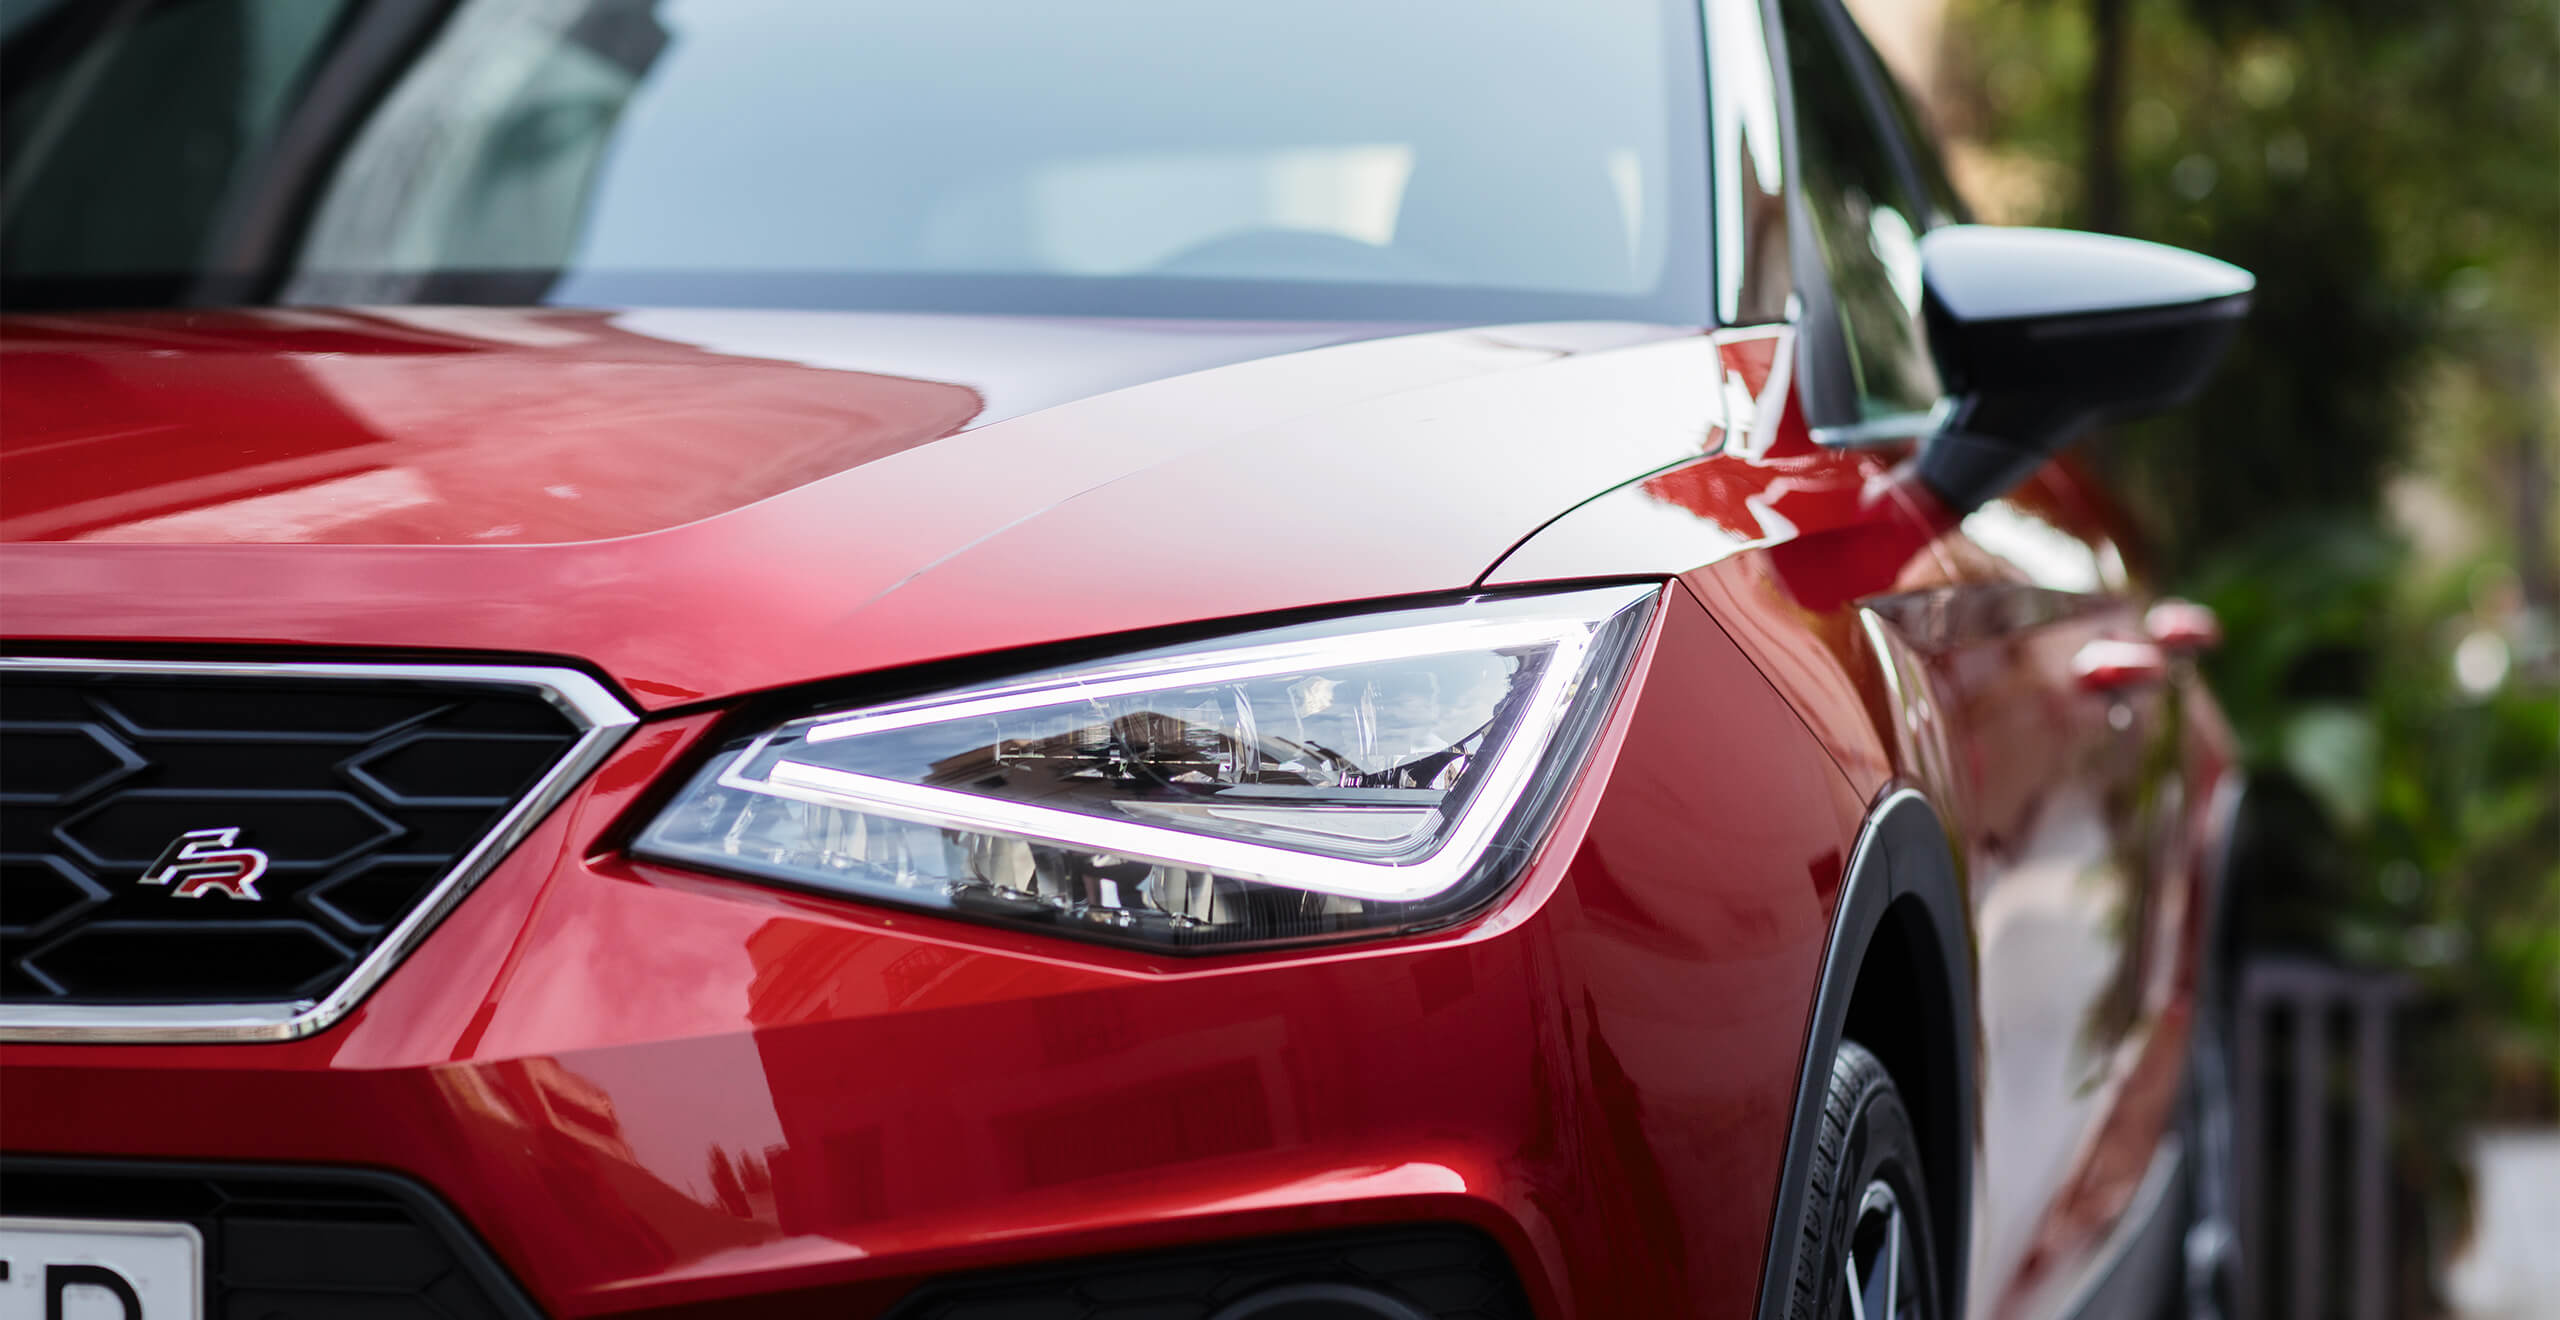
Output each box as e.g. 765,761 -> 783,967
1,581 -> 1867,1319
1490,362 -> 2238,1318
1,302 -> 2232,1320
2,311 -> 1706,706
0,308 -> 1386,546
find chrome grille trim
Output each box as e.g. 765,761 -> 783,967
0,658 -> 636,1043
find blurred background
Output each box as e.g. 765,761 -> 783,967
1847,0 -> 2559,1315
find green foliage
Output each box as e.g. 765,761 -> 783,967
2192,524 -> 2559,1061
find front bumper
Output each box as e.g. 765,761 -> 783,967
2,586 -> 1860,1318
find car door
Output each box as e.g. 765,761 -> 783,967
1908,472 -> 2192,1320
1770,4 -> 2194,1316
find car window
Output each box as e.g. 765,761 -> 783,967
0,0 -> 356,284
1777,0 -> 1941,425
1843,25 -> 1969,227
0,0 -> 1708,324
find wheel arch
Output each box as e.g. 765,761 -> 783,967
1753,785 -> 1977,1320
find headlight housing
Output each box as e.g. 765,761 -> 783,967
634,584 -> 1656,951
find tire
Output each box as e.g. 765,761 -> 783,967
1784,1040 -> 1942,1320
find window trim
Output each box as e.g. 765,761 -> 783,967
1703,0 -> 1796,326
1758,0 -> 1857,428
1809,397 -> 1956,449
1764,0 -> 1957,439
1810,0 -> 1943,234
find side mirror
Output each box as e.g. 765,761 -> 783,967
1913,225 -> 2253,513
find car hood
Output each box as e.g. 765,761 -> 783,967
0,307 -> 1391,546
0,307 -> 1721,706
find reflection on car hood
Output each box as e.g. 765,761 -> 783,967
0,307 -> 1718,705
0,307 -> 1382,545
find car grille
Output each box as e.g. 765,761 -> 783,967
0,1157 -> 542,1319
885,1225 -> 1534,1319
1,661 -> 627,1036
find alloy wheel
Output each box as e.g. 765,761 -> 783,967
1845,1178 -> 1928,1320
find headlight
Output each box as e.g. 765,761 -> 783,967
634,584 -> 1656,951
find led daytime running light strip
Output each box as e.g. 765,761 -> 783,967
795,614 -> 1592,743
717,614 -> 1605,903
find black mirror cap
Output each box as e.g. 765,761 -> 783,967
1913,225 -> 2254,514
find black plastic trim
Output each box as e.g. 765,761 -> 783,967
1809,0 -> 1936,237
1752,785 -> 1977,1320
882,1222 -> 1531,1320
0,1154 -> 545,1320
0,658 -> 634,1042
1210,1282 -> 1436,1319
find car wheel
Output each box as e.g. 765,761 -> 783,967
1785,1039 -> 1941,1320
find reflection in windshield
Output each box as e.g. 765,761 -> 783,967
1,0 -> 1709,321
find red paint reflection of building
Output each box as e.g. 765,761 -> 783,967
0,308 -> 985,545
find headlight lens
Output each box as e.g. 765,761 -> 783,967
634,584 -> 1655,951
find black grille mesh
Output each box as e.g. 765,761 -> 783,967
1,669 -> 581,1004
885,1225 -> 1534,1320
0,1158 -> 541,1319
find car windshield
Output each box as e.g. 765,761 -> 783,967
0,0 -> 1708,322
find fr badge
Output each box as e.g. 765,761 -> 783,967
138,827 -> 270,900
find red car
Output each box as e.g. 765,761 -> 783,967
0,3 -> 2255,1318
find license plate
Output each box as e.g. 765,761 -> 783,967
0,1218 -> 201,1320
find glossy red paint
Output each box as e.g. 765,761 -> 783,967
0,308 -> 1374,545
1,315 -> 1708,707
0,287 -> 2243,1320
0,7 -> 2246,1317
1488,331 -> 2237,1319
2144,598 -> 2224,654
2,584 -> 1865,1319
2070,638 -> 2172,692
1488,326 -> 1949,799
1903,471 -> 2228,1320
